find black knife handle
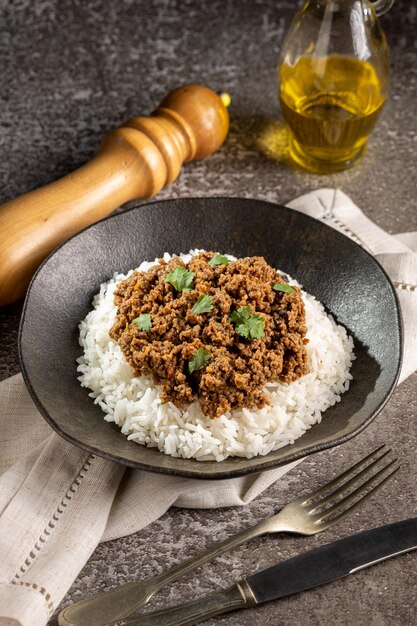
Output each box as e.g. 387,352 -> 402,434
123,582 -> 253,626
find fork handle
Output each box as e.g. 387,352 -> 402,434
58,519 -> 273,626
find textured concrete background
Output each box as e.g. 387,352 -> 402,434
1,0 -> 416,624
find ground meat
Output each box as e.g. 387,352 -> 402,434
109,252 -> 309,418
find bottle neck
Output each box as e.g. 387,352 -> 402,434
311,0 -> 394,15
309,1 -> 359,18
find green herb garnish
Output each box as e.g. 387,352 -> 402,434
208,254 -> 231,267
164,266 -> 195,292
273,283 -> 295,294
192,294 -> 213,315
132,313 -> 152,332
188,347 -> 211,374
230,306 -> 265,340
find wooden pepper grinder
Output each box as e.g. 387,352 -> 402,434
0,84 -> 230,306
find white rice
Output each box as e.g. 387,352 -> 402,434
77,250 -> 355,462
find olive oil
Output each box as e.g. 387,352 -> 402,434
279,56 -> 386,173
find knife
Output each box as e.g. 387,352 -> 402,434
121,517 -> 417,626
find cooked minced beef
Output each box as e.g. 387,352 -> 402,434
109,253 -> 309,418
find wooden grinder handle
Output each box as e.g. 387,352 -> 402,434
0,84 -> 230,306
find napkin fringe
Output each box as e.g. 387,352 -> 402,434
10,580 -> 53,614
394,282 -> 417,292
314,189 -> 372,252
0,582 -> 51,625
11,454 -> 96,584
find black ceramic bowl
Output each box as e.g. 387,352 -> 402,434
19,198 -> 402,478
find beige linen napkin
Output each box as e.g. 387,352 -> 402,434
0,188 -> 416,626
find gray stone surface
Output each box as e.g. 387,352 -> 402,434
0,0 -> 416,624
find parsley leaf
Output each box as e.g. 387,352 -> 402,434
273,283 -> 295,294
192,294 -> 213,315
188,348 -> 211,374
132,313 -> 152,332
230,306 -> 265,340
164,266 -> 195,292
208,254 -> 231,267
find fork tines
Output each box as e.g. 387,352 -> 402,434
303,444 -> 400,525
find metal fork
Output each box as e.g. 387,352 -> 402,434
58,445 -> 399,626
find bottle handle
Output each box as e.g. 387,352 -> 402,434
371,0 -> 395,16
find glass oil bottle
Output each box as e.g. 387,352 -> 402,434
278,0 -> 394,173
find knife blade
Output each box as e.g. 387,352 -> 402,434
123,517 -> 417,626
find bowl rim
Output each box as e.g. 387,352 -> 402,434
18,196 -> 404,478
